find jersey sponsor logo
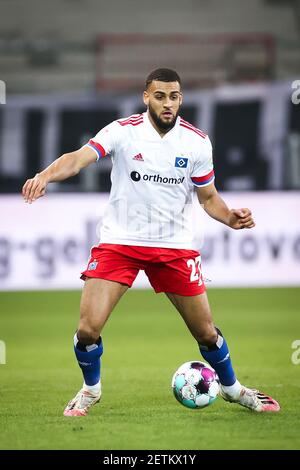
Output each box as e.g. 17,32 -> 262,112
131,171 -> 141,181
88,261 -> 98,270
175,157 -> 188,168
130,171 -> 184,185
132,153 -> 144,161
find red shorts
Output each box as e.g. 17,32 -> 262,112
81,244 -> 205,296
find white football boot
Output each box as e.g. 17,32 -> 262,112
220,385 -> 280,412
63,384 -> 101,417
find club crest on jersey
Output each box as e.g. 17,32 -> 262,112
88,261 -> 98,270
175,157 -> 188,168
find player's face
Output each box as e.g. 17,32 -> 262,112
143,81 -> 183,133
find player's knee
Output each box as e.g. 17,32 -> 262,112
77,326 -> 99,345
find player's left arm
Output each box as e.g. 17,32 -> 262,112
196,182 -> 255,230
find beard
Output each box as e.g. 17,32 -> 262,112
148,104 -> 179,132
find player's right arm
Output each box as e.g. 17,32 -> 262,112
22,146 -> 97,203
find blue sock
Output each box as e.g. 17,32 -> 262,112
73,333 -> 103,386
199,328 -> 236,386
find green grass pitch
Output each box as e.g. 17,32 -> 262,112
0,287 -> 300,450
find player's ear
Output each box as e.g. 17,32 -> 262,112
143,90 -> 149,107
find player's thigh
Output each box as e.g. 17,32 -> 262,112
166,291 -> 217,342
79,278 -> 128,332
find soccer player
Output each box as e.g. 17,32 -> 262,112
22,68 -> 280,416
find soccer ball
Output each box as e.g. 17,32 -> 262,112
171,361 -> 219,409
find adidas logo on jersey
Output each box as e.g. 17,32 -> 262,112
132,153 -> 144,161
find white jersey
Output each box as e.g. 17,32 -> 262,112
86,112 -> 214,249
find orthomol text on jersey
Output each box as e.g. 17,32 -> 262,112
130,171 -> 185,185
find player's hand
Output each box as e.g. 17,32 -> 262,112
228,208 -> 255,230
22,173 -> 48,203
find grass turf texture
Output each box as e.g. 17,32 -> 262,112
0,287 -> 299,450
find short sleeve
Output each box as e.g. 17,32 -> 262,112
84,121 -> 120,161
190,136 -> 215,187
